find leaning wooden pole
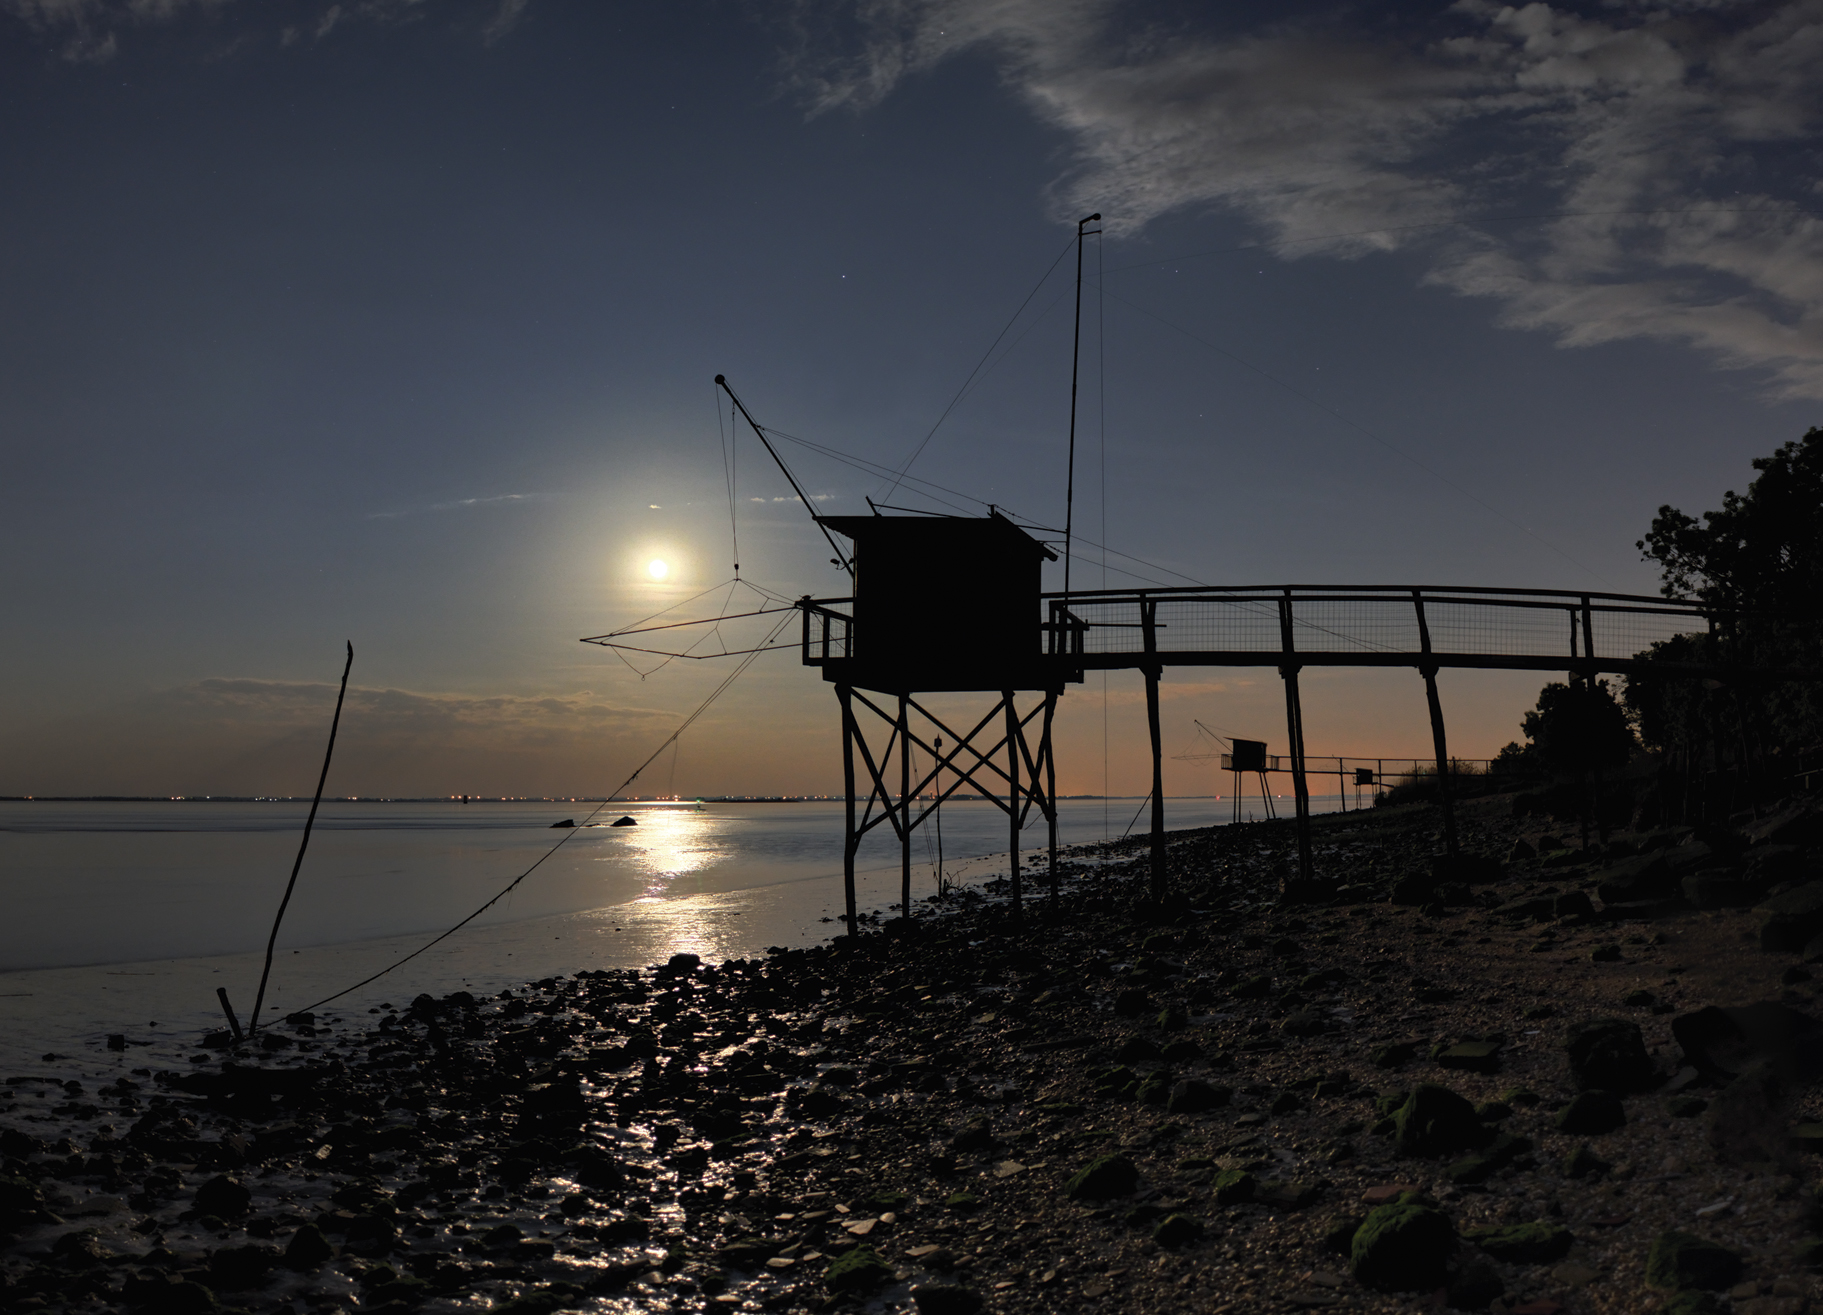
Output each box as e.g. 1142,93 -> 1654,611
249,641 -> 353,1036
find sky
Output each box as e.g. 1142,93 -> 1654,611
2,0 -> 1819,801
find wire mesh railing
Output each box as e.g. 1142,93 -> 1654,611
1044,585 -> 1713,667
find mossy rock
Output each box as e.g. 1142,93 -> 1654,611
1464,1220 -> 1574,1263
1498,1087 -> 1542,1107
1371,1042 -> 1418,1068
943,1191 -> 981,1213
1446,1133 -> 1532,1185
1393,1084 -> 1491,1158
1157,1004 -> 1189,1031
827,1245 -> 893,1293
1645,1231 -> 1742,1291
1562,1143 -> 1610,1179
1667,1095 -> 1708,1119
1350,1201 -> 1456,1291
1065,1155 -> 1139,1201
1152,1213 -> 1203,1248
1212,1169 -> 1256,1205
1373,1090 -> 1410,1118
1135,1076 -> 1171,1106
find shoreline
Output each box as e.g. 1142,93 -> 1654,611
5,794 -> 1823,1315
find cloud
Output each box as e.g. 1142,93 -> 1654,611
481,0 -> 525,44
0,0 -> 532,58
785,0 -> 1823,399
366,491 -> 538,519
4,675 -> 678,796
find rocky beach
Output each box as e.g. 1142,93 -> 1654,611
6,789 -> 1823,1315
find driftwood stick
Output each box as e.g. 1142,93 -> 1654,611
248,642 -> 353,1035
215,987 -> 244,1043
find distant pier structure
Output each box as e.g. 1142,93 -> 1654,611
800,553 -> 1752,917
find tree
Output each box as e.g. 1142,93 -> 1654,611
1521,680 -> 1636,777
1636,427 -> 1823,760
1639,427 -> 1823,616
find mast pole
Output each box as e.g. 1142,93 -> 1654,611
716,374 -> 853,579
1063,213 -> 1100,601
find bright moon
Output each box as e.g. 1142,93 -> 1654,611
647,559 -> 669,580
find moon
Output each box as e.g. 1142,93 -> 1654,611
647,558 -> 669,581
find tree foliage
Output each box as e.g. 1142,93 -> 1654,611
1638,427 -> 1823,614
1518,679 -> 1636,777
1635,427 -> 1823,755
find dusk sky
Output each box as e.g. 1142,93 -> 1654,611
4,0 -> 1819,800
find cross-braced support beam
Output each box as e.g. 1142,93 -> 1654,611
835,684 -> 1061,932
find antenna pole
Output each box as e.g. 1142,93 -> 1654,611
716,375 -> 854,578
1063,213 -> 1100,601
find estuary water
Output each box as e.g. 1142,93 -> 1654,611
0,792 -> 1348,1074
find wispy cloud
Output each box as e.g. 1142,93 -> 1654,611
2,0 -> 533,60
784,0 -> 1823,399
366,491 -> 539,520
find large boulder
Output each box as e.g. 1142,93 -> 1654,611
1393,1085 -> 1491,1158
1645,1231 -> 1742,1291
1564,1019 -> 1657,1093
1758,883 -> 1823,952
1596,854 -> 1675,904
192,1175 -> 252,1220
1064,1155 -> 1139,1201
1351,1200 -> 1456,1291
1672,1002 -> 1823,1081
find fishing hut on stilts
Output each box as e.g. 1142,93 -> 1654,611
800,509 -> 1078,933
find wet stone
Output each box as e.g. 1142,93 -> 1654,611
1351,1200 -> 1456,1292
1066,1155 -> 1140,1201
1465,1221 -> 1575,1263
1556,1089 -> 1627,1135
1393,1084 -> 1491,1159
1646,1231 -> 1744,1291
1564,1018 -> 1657,1093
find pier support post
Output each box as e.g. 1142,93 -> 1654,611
1043,688 -> 1060,911
1421,667 -> 1460,859
1141,596 -> 1167,903
1145,664 -> 1166,903
1411,592 -> 1459,859
1279,663 -> 1315,884
1277,590 -> 1315,886
838,683 -> 859,936
899,694 -> 912,921
1005,691 -> 1022,919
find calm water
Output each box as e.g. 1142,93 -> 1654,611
0,793 -> 1348,1073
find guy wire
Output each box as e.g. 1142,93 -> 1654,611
292,610 -> 795,1015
